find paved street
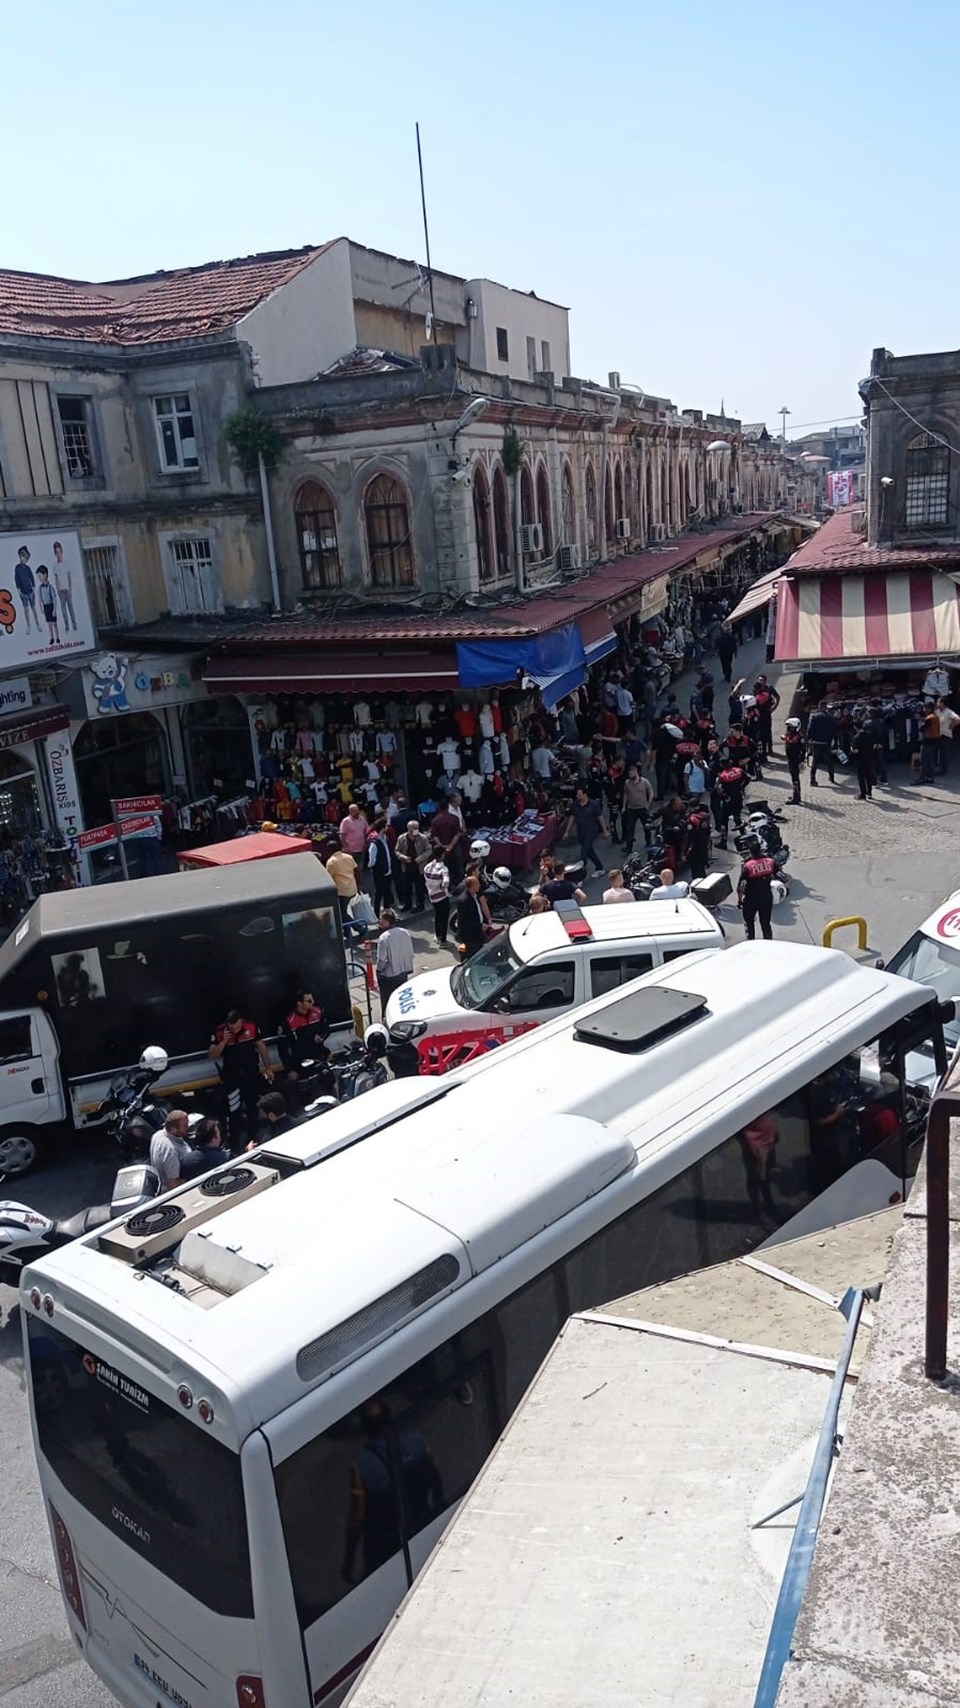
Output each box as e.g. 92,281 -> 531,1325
3,643 -> 959,1707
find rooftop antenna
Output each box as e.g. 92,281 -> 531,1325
415,122 -> 438,341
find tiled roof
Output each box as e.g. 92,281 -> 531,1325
172,514 -> 777,653
786,507 -> 960,575
322,347 -> 417,377
0,245 -> 332,346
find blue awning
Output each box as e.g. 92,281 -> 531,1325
456,623 -> 586,696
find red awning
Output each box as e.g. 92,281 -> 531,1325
179,832 -> 314,868
776,570 -> 960,664
204,650 -> 461,694
0,703 -> 70,751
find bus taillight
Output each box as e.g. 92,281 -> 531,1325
49,1503 -> 86,1631
236,1679 -> 265,1707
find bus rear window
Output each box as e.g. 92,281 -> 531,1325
28,1319 -> 252,1619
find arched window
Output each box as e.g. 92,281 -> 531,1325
493,466 -> 512,577
905,432 -> 950,529
472,467 -> 494,584
561,462 -> 576,545
536,464 -> 553,556
585,464 -> 598,558
294,480 -> 341,590
520,465 -> 535,528
364,473 -> 415,587
614,461 -> 624,526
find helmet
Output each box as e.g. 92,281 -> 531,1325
740,694 -> 757,711
663,723 -> 684,739
785,717 -> 801,731
261,820 -> 279,832
363,1023 -> 390,1058
771,878 -> 788,906
491,866 -> 513,890
747,812 -> 769,829
469,837 -> 491,861
139,1045 -> 169,1075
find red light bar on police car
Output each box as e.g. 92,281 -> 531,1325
554,900 -> 593,940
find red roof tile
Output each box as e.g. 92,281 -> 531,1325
0,246 -> 331,346
206,515 -> 777,653
787,507 -> 960,574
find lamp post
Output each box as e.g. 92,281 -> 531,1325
779,406 -> 791,449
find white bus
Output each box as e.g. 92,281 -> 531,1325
22,942 -> 947,1708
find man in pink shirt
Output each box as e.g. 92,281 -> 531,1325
339,802 -> 369,857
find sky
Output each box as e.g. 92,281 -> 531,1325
5,0 -> 960,435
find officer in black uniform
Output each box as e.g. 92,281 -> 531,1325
737,835 -> 777,940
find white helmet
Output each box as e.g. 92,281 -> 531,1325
469,837 -> 491,861
363,1022 -> 390,1058
747,812 -> 769,828
771,878 -> 788,906
663,723 -> 684,739
139,1045 -> 169,1074
491,866 -> 513,890
785,716 -> 801,731
740,694 -> 757,711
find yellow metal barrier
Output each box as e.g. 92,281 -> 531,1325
822,915 -> 869,951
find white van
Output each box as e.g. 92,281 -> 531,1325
385,898 -> 724,1056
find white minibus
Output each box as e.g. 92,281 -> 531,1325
22,942 -> 947,1708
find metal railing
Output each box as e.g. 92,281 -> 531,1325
924,1036 -> 960,1379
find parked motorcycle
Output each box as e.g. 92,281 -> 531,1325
0,1162 -> 161,1289
96,1046 -> 202,1160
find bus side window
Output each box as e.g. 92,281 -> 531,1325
487,1269 -> 567,1417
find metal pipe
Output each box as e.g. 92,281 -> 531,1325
926,1098 -> 951,1379
752,1287 -> 866,1708
258,450 -> 282,614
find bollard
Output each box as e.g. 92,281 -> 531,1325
822,915 -> 869,952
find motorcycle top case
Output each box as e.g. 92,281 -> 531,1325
690,871 -> 733,907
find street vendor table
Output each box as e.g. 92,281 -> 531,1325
481,812 -> 558,872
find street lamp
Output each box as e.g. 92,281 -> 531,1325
779,406 -> 791,448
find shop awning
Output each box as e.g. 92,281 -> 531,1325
203,650 -> 461,694
0,703 -> 70,751
776,570 -> 960,665
727,568 -> 783,626
578,607 -> 618,668
179,832 -> 314,868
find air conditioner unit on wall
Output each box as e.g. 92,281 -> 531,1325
521,522 -> 544,555
650,522 -> 668,543
615,518 -> 631,540
557,543 -> 580,572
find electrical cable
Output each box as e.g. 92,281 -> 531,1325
870,378 -> 959,455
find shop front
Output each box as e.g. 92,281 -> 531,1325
0,702 -> 82,926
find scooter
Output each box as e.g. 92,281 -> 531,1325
0,1162 -> 161,1289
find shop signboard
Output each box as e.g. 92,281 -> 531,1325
81,652 -> 206,718
827,470 -> 855,508
113,794 -> 163,815
0,531 -> 95,668
0,677 -> 32,715
77,824 -> 117,852
116,813 -> 162,840
44,733 -> 83,843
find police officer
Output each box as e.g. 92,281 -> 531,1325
737,836 -> 777,940
753,676 -> 780,761
716,761 -> 747,849
783,716 -> 806,806
209,1008 -> 273,1144
278,990 -> 329,1099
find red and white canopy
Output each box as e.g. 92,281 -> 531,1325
776,570 -> 960,664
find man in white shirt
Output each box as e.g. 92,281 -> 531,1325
149,1110 -> 194,1189
654,866 -> 689,900
376,910 -> 415,1014
616,682 -> 635,730
937,698 -> 960,774
531,743 -> 556,780
602,869 -> 635,904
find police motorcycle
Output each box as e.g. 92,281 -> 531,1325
733,811 -> 790,878
0,1162 -> 162,1289
96,1045 -> 203,1161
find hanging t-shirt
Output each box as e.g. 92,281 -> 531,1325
377,729 -> 398,755
384,700 -> 401,729
354,700 -> 372,729
437,738 -> 461,774
349,729 -> 366,755
416,700 -> 434,727
458,769 -> 483,802
498,733 -> 511,767
479,704 -> 495,740
453,706 -> 479,740
479,740 -> 495,776
364,759 -> 382,781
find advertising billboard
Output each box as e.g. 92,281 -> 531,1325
0,531 -> 95,668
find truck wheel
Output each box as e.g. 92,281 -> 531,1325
0,1127 -> 46,1179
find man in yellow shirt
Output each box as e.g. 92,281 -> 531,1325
324,841 -> 359,922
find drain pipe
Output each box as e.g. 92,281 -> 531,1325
258,450 -> 282,614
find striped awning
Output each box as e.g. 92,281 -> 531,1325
727,568 -> 784,626
776,570 -> 960,664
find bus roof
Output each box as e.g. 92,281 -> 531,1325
508,897 -> 720,961
27,943 -> 932,1439
0,852 -> 332,975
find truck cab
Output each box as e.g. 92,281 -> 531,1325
0,1007 -> 64,1175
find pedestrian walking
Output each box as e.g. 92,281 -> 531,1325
737,841 -> 776,941
564,786 -> 608,874
394,820 -> 430,912
367,817 -> 395,913
937,698 -> 960,773
375,909 -> 415,1014
805,704 -> 837,786
717,626 -> 737,683
423,852 -> 452,945
339,801 -> 369,857
852,723 -> 876,800
917,703 -> 941,785
621,764 -> 653,854
454,874 -> 492,960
